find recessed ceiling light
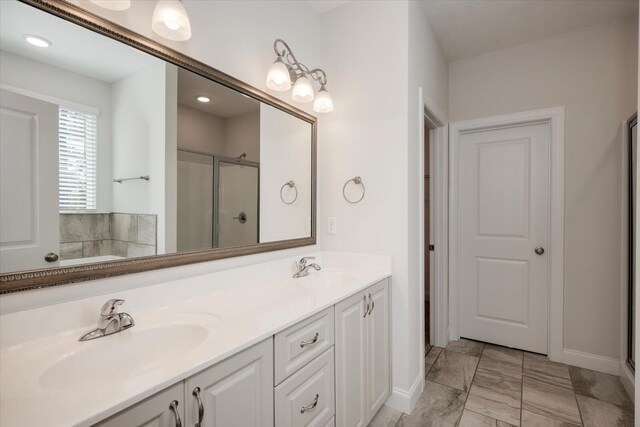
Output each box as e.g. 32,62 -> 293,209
24,35 -> 51,48
197,96 -> 210,103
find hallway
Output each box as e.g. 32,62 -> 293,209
371,339 -> 634,426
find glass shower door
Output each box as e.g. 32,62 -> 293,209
177,150 -> 214,252
215,159 -> 259,248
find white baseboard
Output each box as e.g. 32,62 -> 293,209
620,361 -> 635,401
385,373 -> 423,414
562,348 -> 620,375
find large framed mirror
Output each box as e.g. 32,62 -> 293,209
0,0 -> 316,293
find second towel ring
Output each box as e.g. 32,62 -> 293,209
343,176 -> 365,204
280,180 -> 298,204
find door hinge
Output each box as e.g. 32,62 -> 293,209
429,244 -> 435,251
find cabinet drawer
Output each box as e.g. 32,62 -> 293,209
275,348 -> 335,427
275,306 -> 334,384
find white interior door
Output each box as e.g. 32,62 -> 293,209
458,122 -> 550,354
0,89 -> 59,273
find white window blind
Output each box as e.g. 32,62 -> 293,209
58,107 -> 97,211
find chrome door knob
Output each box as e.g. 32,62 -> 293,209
534,247 -> 545,255
44,252 -> 59,262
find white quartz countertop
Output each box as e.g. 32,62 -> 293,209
0,260 -> 390,427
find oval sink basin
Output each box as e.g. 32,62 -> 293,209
40,322 -> 209,390
295,270 -> 358,289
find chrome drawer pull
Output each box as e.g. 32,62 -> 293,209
367,294 -> 375,315
169,400 -> 182,427
300,394 -> 319,413
193,387 -> 204,427
300,332 -> 319,348
363,295 -> 369,317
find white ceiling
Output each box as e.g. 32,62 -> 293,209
421,0 -> 638,61
306,0 -> 351,15
177,68 -> 260,118
0,0 -> 157,83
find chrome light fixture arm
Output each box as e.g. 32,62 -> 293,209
273,38 -> 327,86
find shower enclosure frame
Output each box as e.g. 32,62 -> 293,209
627,113 -> 637,372
177,147 -> 260,250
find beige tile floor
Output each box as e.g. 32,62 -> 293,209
369,339 -> 634,427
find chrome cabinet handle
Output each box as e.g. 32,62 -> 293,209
169,400 -> 182,427
300,394 -> 319,413
193,387 -> 204,427
300,332 -> 319,348
367,294 -> 375,315
363,295 -> 369,317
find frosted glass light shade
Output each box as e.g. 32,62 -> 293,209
89,0 -> 131,10
291,76 -> 314,103
152,0 -> 192,41
313,86 -> 333,113
266,58 -> 291,91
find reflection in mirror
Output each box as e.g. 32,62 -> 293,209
0,0 -> 313,276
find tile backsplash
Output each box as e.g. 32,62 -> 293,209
60,213 -> 157,260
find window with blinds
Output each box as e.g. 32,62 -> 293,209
58,107 -> 97,212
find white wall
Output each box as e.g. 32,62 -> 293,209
259,104 -> 312,243
407,0 -> 449,358
319,0 -> 444,411
225,112 -> 260,162
111,61 -> 177,253
177,105 -> 226,155
449,16 -> 638,360
0,50 -> 113,212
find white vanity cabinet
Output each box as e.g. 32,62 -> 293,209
184,338 -> 274,427
88,277 -> 390,427
335,278 -> 390,427
95,383 -> 185,427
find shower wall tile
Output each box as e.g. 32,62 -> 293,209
59,213 -> 157,260
112,214 -> 137,242
60,242 -> 83,260
60,213 -> 110,243
112,240 -> 128,257
137,215 -> 157,245
83,240 -> 112,258
127,242 -> 156,257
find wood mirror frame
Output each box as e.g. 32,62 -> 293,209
0,0 -> 317,294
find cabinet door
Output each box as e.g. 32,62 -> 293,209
366,279 -> 390,419
334,290 -> 368,427
96,383 -> 184,427
185,338 -> 273,427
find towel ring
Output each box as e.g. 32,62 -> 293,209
280,180 -> 298,205
343,176 -> 365,204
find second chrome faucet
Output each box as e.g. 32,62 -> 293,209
293,256 -> 321,278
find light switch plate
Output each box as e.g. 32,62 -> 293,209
327,217 -> 337,234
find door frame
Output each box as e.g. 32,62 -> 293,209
448,106 -> 565,362
620,113 -> 636,398
418,87 -> 449,378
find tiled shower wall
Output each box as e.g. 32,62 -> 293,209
60,213 -> 157,260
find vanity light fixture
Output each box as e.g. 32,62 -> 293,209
266,39 -> 333,113
88,0 -> 131,11
197,96 -> 210,103
152,0 -> 192,42
24,34 -> 51,48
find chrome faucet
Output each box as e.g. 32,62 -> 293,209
293,256 -> 321,278
79,299 -> 135,341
